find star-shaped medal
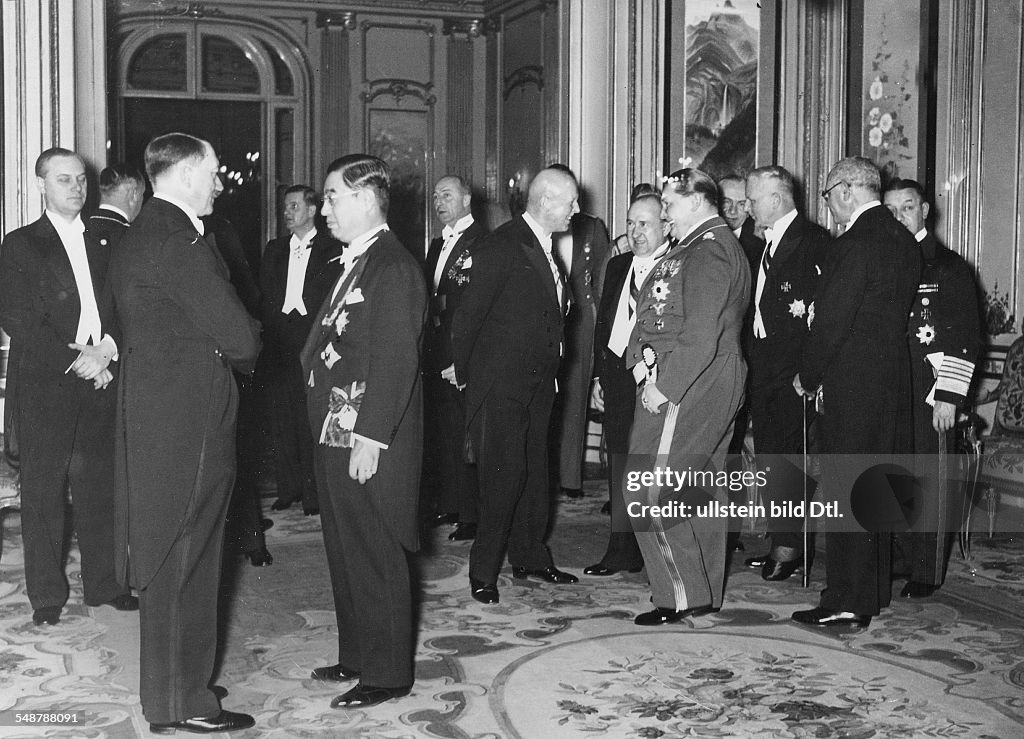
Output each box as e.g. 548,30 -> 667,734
788,299 -> 806,318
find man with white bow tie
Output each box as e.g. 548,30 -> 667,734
585,188 -> 669,577
423,175 -> 487,540
303,154 -> 426,709
0,147 -> 136,628
741,166 -> 830,583
259,185 -> 343,516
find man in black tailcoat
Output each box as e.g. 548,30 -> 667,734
584,189 -> 668,576
110,133 -> 260,733
0,148 -> 136,626
260,185 -> 343,516
423,175 -> 487,540
451,167 -> 581,604
742,165 -> 830,581
792,156 -> 921,628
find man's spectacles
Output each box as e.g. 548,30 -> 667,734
821,181 -> 848,201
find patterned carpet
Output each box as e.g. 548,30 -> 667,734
1,472 -> 1023,738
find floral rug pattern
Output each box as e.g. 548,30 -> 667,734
0,473 -> 1022,737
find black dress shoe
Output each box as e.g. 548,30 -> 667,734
448,523 -> 477,541
512,566 -> 579,584
583,563 -> 643,576
32,606 -> 61,625
330,683 -> 411,708
303,506 -> 320,516
745,553 -> 770,569
562,487 -> 584,498
260,517 -> 274,532
104,593 -> 140,611
901,581 -> 938,598
149,709 -> 255,734
311,662 -> 361,682
761,556 -> 803,582
432,512 -> 459,526
247,548 -> 273,567
791,606 -> 871,628
470,578 -> 499,604
270,499 -> 293,511
634,604 -> 718,626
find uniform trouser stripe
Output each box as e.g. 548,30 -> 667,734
647,403 -> 689,609
933,431 -> 949,579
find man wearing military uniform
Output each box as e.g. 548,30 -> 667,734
87,163 -> 144,251
624,168 -> 750,625
742,166 -> 830,581
548,165 -> 611,499
884,178 -> 980,598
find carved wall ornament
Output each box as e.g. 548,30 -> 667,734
442,18 -> 483,37
503,64 -> 544,99
317,11 -> 357,31
361,79 -> 437,106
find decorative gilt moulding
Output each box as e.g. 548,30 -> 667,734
503,65 -> 544,99
441,18 -> 484,37
316,11 -> 357,30
359,79 -> 437,106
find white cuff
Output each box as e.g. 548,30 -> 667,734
352,432 -> 389,451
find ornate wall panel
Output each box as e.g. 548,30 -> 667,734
774,0 -> 848,227
354,16 -> 439,254
483,0 -> 560,219
935,0 -> 1024,348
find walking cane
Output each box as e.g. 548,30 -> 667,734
802,395 -> 810,589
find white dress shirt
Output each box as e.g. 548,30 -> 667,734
433,213 -> 474,291
523,211 -> 564,307
47,212 -> 109,349
608,241 -> 669,357
282,227 -> 317,315
753,208 -> 798,339
329,223 -> 389,303
845,200 -> 882,230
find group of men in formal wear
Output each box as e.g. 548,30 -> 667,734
0,133 -> 982,732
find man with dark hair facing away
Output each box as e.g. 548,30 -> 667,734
109,132 -> 260,733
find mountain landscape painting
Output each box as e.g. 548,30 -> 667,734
685,0 -> 760,179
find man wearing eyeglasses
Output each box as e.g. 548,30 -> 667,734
791,156 -> 921,629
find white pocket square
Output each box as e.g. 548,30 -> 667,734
461,256 -> 473,269
345,288 -> 365,304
